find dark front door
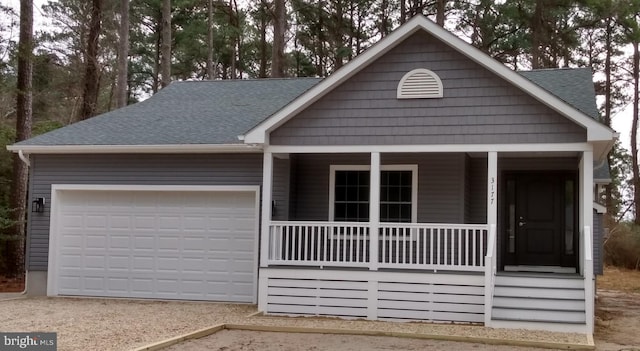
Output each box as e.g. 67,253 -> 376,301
504,172 -> 576,267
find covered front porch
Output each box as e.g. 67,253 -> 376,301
258,145 -> 595,333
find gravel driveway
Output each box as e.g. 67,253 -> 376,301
0,297 -> 255,351
0,296 -> 593,351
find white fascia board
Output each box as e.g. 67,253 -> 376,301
591,139 -> 616,161
243,17 -> 427,144
266,143 -> 591,154
6,143 -> 263,154
243,15 -> 614,144
593,202 -> 607,214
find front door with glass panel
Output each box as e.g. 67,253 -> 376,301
503,172 -> 577,268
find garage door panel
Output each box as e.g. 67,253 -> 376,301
52,188 -> 257,302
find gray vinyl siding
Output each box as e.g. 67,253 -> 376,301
27,153 -> 263,271
290,153 -> 465,223
593,209 -> 604,275
464,155 -> 471,223
466,157 -> 487,224
270,32 -> 587,146
272,157 -> 290,221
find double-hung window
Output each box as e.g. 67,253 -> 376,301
330,165 -> 417,223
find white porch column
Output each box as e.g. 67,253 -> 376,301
260,151 -> 273,268
369,152 -> 380,270
484,151 -> 498,326
487,152 -> 498,228
578,151 -> 593,274
579,150 -> 594,334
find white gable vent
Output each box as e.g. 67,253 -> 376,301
397,68 -> 443,99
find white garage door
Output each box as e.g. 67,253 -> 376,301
48,185 -> 259,303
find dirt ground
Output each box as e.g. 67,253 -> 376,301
594,267 -> 640,350
595,290 -> 640,350
165,329 -> 557,351
0,274 -> 24,292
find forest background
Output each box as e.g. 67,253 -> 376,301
0,0 -> 639,276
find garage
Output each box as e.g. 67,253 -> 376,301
46,185 -> 260,303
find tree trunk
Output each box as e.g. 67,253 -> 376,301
229,0 -> 237,79
333,0 -> 344,70
435,0 -> 445,26
258,0 -> 268,78
632,40 -> 640,223
153,25 -> 161,93
380,0 -> 388,37
400,0 -> 406,24
4,0 -> 34,277
604,18 -> 614,214
530,0 -> 543,69
271,0 -> 286,77
207,0 -> 215,79
160,0 -> 171,88
78,0 -> 102,120
116,0 -> 129,108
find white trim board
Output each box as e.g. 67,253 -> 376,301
47,184 -> 261,304
7,144 -> 263,154
266,143 -> 593,154
328,165 -> 418,222
243,15 -> 614,144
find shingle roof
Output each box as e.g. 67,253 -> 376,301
15,68 -> 600,147
594,159 -> 612,182
519,68 -> 601,121
15,78 -> 321,146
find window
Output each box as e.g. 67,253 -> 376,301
334,170 -> 370,222
380,170 -> 412,222
329,165 -> 417,223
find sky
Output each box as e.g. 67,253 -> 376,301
1,0 -> 636,153
4,0 -> 49,27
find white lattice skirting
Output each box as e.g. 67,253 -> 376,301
259,268 -> 484,323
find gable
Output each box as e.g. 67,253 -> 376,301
270,32 -> 587,146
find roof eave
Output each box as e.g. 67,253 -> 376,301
6,143 -> 263,154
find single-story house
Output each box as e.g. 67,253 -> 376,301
8,15 -> 615,334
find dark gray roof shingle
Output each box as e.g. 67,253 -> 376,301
15,78 -> 321,146
16,68 -> 600,147
519,68 -> 601,121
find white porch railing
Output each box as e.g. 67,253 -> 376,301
378,223 -> 488,271
267,221 -> 488,272
268,221 -> 370,268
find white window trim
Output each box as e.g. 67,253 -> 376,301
329,164 -> 418,223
